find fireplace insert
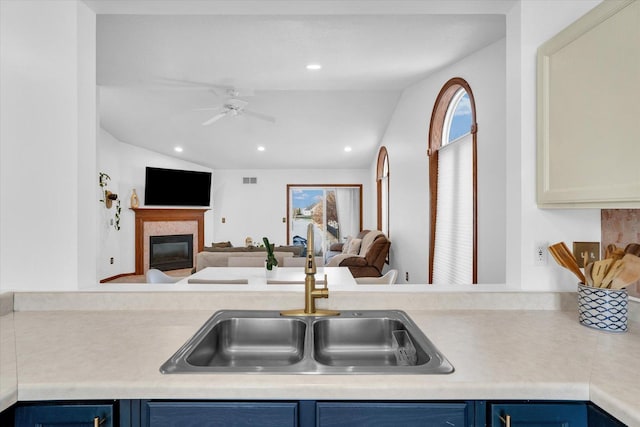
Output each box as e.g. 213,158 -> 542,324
150,234 -> 193,271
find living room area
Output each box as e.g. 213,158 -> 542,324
98,128 -> 385,283
93,9 -> 507,287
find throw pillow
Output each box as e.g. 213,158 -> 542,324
342,236 -> 353,254
346,238 -> 362,255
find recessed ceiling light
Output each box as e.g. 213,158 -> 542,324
174,146 -> 183,153
257,146 -> 266,152
344,146 -> 352,152
306,63 -> 322,70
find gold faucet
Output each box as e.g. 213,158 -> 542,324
281,224 -> 339,317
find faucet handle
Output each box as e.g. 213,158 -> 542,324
323,273 -> 328,289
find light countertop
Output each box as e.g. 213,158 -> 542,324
1,291 -> 639,426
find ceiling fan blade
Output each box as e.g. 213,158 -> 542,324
202,111 -> 228,126
155,77 -> 228,94
243,109 -> 276,123
228,88 -> 255,97
156,78 -> 255,97
193,106 -> 224,112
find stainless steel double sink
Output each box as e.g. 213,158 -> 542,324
160,310 -> 454,375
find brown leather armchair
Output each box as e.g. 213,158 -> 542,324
326,230 -> 391,278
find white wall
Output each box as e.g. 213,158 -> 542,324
378,38 -> 507,284
96,128 -> 214,281
212,169 -> 372,248
506,0 -> 602,291
0,0 -> 96,291
0,0 -> 608,292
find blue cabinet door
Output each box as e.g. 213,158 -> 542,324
143,401 -> 299,427
490,403 -> 587,426
15,403 -> 114,427
316,401 -> 471,427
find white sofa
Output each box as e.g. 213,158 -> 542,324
195,251 -> 294,271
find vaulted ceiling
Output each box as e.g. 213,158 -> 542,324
95,2 -> 507,169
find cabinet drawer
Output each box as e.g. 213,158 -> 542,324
144,401 -> 299,427
15,403 -> 114,427
490,402 -> 587,427
316,401 -> 469,427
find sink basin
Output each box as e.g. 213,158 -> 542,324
186,317 -> 306,368
160,310 -> 453,375
313,318 -> 429,367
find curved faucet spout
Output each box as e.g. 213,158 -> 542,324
281,223 -> 339,317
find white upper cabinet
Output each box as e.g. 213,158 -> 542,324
537,0 -> 640,208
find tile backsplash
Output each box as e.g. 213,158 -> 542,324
601,209 -> 640,252
602,209 -> 640,299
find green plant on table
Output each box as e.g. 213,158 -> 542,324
263,237 -> 278,270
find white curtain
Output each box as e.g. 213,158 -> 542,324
380,175 -> 389,236
432,133 -> 473,284
335,188 -> 360,240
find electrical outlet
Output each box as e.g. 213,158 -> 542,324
405,271 -> 409,282
110,257 -> 114,265
534,242 -> 548,266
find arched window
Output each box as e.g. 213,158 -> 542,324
376,146 -> 389,236
428,78 -> 477,284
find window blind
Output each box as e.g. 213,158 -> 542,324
432,133 -> 473,284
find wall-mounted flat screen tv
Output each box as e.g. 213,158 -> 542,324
144,167 -> 212,207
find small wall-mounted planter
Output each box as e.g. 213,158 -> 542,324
104,190 -> 118,209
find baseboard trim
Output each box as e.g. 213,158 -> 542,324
100,272 -> 136,283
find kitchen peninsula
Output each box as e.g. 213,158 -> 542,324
1,290 -> 638,426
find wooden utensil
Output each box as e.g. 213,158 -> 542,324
584,262 -> 594,287
610,254 -> 640,290
592,259 -> 613,287
548,242 -> 586,284
605,244 -> 625,261
601,259 -> 625,288
624,243 -> 640,257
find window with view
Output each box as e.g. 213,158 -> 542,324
428,78 -> 477,284
376,146 -> 389,237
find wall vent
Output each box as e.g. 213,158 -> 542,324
243,177 -> 258,184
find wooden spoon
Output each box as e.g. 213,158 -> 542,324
592,259 -> 613,287
584,262 -> 594,287
606,244 -> 626,261
548,242 -> 586,284
611,254 -> 640,290
601,259 -> 625,288
624,243 -> 640,257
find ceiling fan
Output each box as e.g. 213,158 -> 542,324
156,77 -> 276,125
195,98 -> 276,126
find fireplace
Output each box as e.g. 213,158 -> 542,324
149,234 -> 193,271
132,208 -> 208,275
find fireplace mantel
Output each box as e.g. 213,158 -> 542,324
132,208 -> 209,275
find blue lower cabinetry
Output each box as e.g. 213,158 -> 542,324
7,400 -> 627,427
138,400 -> 473,427
14,402 -> 114,427
141,400 -> 299,427
316,401 -> 472,427
489,402 -> 587,426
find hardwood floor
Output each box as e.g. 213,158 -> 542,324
103,268 -> 192,283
